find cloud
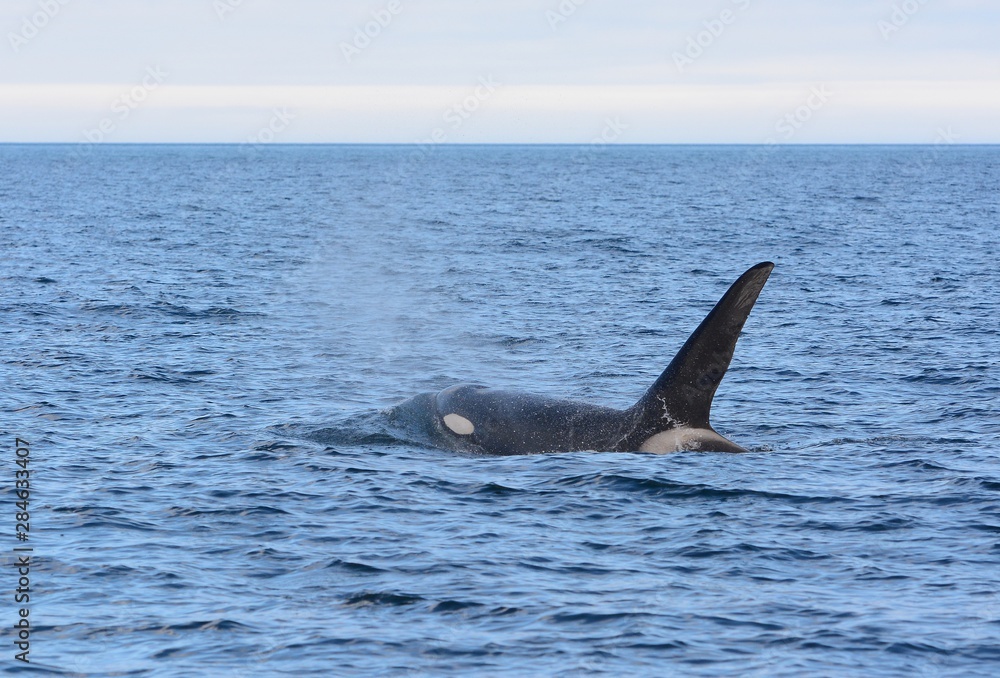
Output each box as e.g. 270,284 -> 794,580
4,80 -> 997,143
1,0 -> 998,142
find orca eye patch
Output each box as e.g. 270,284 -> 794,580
443,413 -> 475,435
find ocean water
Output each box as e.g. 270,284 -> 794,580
1,144 -> 998,676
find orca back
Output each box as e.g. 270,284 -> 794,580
617,262 -> 774,451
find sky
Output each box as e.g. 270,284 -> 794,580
1,0 -> 998,143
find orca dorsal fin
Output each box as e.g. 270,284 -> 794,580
629,262 -> 774,435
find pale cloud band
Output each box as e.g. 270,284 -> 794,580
3,80 -> 997,144
2,0 -> 998,143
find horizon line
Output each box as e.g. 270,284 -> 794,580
2,142 -> 997,147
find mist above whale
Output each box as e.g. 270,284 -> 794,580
388,262 -> 774,455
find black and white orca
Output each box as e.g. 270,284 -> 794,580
388,262 -> 774,455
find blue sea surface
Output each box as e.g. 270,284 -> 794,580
1,144 -> 998,676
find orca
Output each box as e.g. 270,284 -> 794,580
387,262 -> 774,455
